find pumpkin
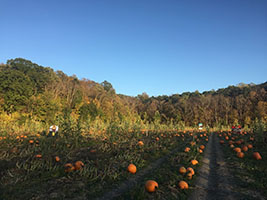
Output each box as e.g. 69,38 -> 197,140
156,137 -> 160,141
178,181 -> 189,189
145,180 -> 158,192
55,156 -> 60,162
235,140 -> 242,145
198,149 -> 203,153
199,145 -> 205,150
242,146 -> 248,152
29,140 -> 34,144
179,167 -> 186,174
234,147 -> 241,153
138,141 -> 144,146
35,154 -> 42,158
64,163 -> 75,172
127,164 -> 137,174
187,167 -> 195,175
253,152 -> 262,160
184,147 -> 190,152
191,160 -> 198,165
237,152 -> 244,158
74,161 -> 84,170
187,172 -> 193,180
247,144 -> 253,149
230,144 -> 235,148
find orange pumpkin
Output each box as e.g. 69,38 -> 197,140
145,180 -> 158,192
187,172 -> 193,180
184,147 -> 190,152
187,167 -> 195,175
242,146 -> 248,152
64,163 -> 75,172
35,154 -> 42,158
237,152 -> 244,158
55,156 -> 60,162
179,167 -> 187,174
198,149 -> 203,153
247,144 -> 253,149
235,140 -> 242,145
74,161 -> 84,170
138,141 -> 144,146
127,164 -> 137,174
234,147 -> 241,153
230,144 -> 235,148
178,181 -> 189,189
29,140 -> 34,144
199,145 -> 205,150
253,152 -> 262,160
191,160 -> 198,165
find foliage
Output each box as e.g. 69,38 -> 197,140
0,58 -> 266,132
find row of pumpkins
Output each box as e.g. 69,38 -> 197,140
219,131 -> 262,160
31,132 -> 206,193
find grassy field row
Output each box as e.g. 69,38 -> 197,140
0,130 -> 208,200
218,130 -> 267,199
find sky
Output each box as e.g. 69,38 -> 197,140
0,0 -> 266,97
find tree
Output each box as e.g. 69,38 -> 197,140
0,69 -> 33,113
7,58 -> 54,94
101,80 -> 115,93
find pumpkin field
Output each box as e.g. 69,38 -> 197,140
0,128 -> 266,200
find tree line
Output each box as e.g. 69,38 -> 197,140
0,58 -> 266,129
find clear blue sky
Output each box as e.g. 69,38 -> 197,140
1,0 -> 266,96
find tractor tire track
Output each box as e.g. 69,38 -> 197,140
188,133 -> 240,200
95,145 -> 184,200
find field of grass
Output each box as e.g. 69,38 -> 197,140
1,127 -> 266,200
0,129 -> 210,200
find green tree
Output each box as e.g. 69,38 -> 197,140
0,69 -> 33,113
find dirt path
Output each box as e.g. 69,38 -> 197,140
189,133 -> 240,200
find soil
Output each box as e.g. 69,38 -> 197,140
188,133 -> 241,200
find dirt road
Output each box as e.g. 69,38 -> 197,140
189,133 -> 240,200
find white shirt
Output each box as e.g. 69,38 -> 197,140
49,125 -> 59,132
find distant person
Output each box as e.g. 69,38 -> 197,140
48,125 -> 59,137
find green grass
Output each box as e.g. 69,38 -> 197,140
0,130 -> 210,199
